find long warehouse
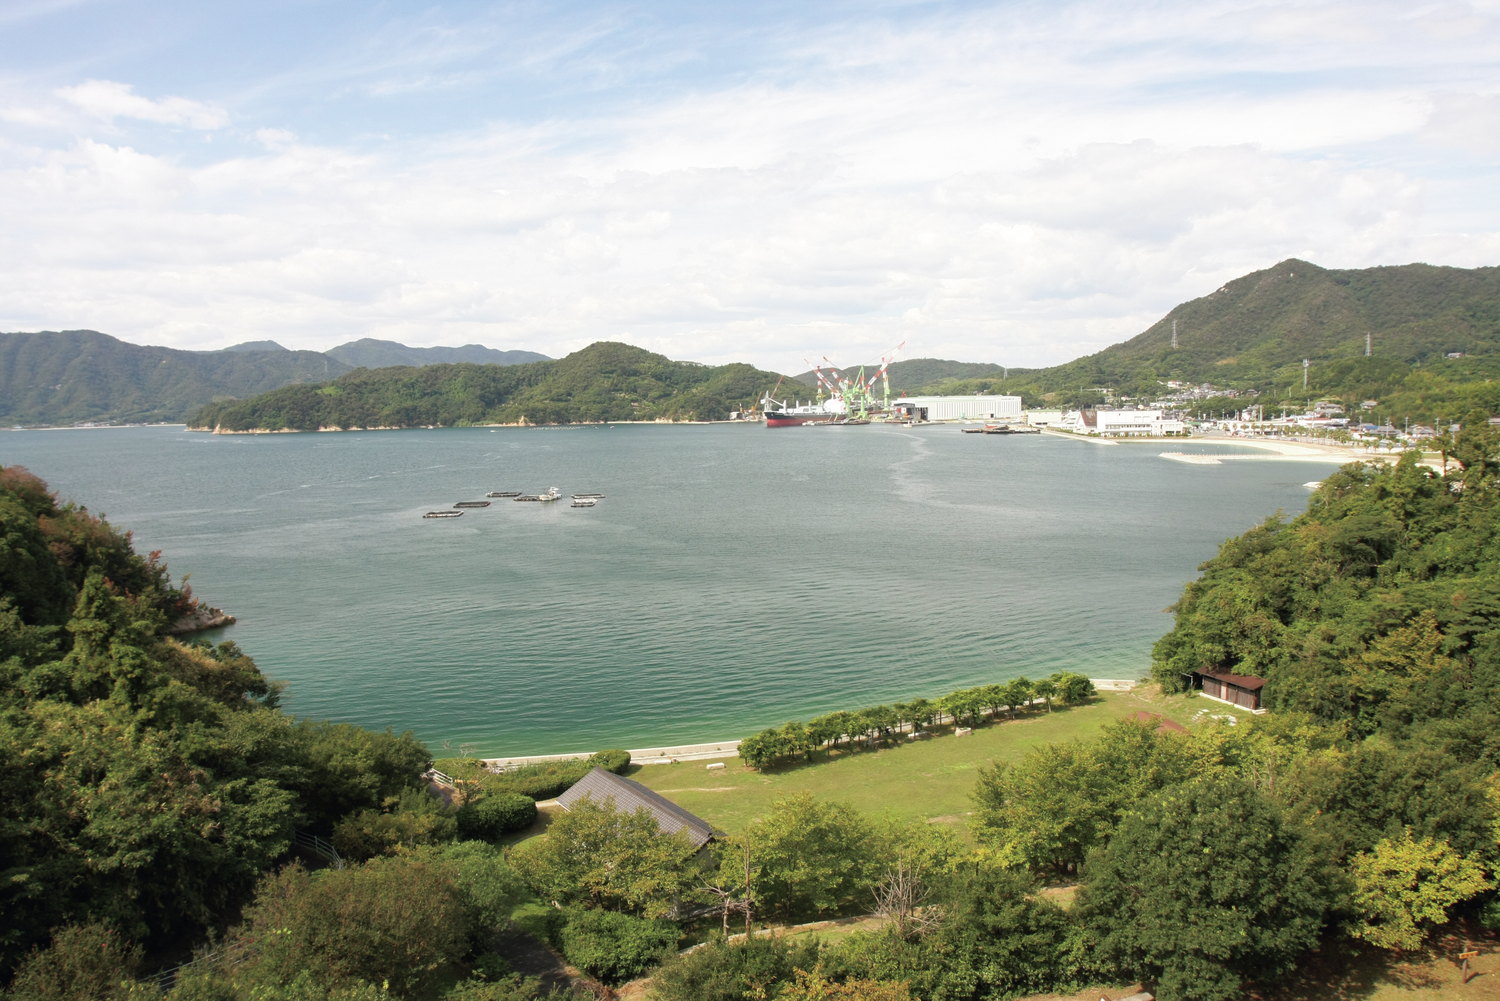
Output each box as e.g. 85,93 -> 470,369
892,395 -> 1023,422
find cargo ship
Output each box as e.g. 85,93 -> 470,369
761,391 -> 843,428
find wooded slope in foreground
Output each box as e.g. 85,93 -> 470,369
190,341 -> 790,429
11,422 -> 1500,1001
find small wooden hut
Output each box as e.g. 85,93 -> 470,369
1191,669 -> 1265,711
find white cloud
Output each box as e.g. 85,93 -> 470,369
56,80 -> 229,130
2,0 -> 1499,369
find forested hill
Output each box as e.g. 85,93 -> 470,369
324,338 -> 549,369
190,341 -> 791,429
0,330 -> 351,426
921,259 -> 1500,415
0,331 -> 553,427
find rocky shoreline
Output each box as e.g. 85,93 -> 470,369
165,606 -> 237,635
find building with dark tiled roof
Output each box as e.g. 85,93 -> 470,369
555,768 -> 716,848
1191,669 -> 1266,711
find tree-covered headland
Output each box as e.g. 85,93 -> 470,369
190,342 -> 793,430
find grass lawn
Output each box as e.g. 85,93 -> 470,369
627,687 -> 1230,835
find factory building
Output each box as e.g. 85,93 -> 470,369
1059,409 -> 1186,436
893,395 -> 1023,422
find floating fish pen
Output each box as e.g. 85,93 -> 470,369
487,491 -> 521,498
571,498 -> 597,508
572,493 -> 606,499
423,510 -> 463,519
453,501 -> 491,508
517,487 -> 563,503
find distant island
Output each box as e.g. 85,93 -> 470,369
10,258 -> 1500,431
0,331 -> 552,427
189,341 -> 785,429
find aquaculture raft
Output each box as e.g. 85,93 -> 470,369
453,501 -> 491,508
422,510 -> 463,519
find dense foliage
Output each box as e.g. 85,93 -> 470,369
555,909 -> 679,984
1151,412 -> 1500,744
192,342 -> 793,429
0,466 -> 432,977
737,673 -> 1093,770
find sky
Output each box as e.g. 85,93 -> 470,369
1,0 -> 1498,373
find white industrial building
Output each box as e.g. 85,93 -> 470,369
1059,409 -> 1186,436
893,395 -> 1023,422
1023,410 -> 1064,426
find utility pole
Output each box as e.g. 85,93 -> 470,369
1171,320 -> 1178,349
1303,359 -> 1309,392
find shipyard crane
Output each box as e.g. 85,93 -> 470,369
871,341 -> 905,407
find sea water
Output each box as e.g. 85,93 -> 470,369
4,424 -> 1317,755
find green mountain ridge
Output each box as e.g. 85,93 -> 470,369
190,341 -> 789,430
324,338 -> 550,369
915,259 -> 1500,420
0,330 -> 351,426
0,330 -> 553,426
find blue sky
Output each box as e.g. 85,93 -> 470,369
2,0 -> 1498,370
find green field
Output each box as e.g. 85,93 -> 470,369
626,688 -> 1230,834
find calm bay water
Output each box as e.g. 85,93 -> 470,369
5,424 -> 1319,755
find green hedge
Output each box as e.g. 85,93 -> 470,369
457,793 -> 538,840
558,909 -> 679,984
483,750 -> 632,801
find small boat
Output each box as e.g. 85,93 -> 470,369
571,498 -> 597,508
454,501 -> 491,508
573,493 -> 606,499
487,491 -> 521,498
422,510 -> 463,519
536,487 -> 562,503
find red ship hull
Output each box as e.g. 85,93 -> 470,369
766,413 -> 824,427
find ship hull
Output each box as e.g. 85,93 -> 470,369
766,413 -> 825,427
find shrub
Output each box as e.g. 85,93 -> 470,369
778,970 -> 914,1000
333,787 -> 457,860
438,842 -> 530,942
482,761 -> 593,800
442,975 -> 544,1000
589,749 -> 631,774
556,909 -> 679,984
651,934 -> 819,1001
238,856 -> 469,996
457,793 -> 538,840
507,796 -> 701,916
3,922 -> 143,1001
